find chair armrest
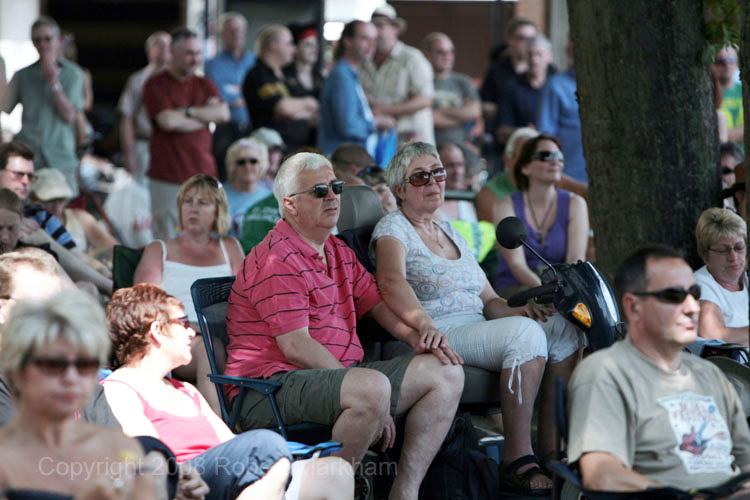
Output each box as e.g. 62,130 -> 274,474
207,374 -> 281,395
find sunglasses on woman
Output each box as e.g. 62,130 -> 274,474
407,167 -> 447,187
235,158 -> 259,166
533,151 -> 564,163
289,180 -> 345,198
26,356 -> 101,376
631,284 -> 701,304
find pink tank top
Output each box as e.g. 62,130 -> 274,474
102,377 -> 222,462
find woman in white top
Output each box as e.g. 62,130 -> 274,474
134,174 -> 244,410
694,207 -> 749,345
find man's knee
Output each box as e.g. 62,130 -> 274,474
342,368 -> 391,416
411,354 -> 464,395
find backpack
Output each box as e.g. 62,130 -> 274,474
419,412 -> 500,500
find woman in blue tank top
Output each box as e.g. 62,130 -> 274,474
493,134 -> 589,295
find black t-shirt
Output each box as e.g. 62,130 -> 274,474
242,59 -> 312,153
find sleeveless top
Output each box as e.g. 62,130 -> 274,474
158,238 -> 233,323
101,377 -> 221,463
494,189 -> 571,289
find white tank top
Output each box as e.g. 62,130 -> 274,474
158,238 -> 233,323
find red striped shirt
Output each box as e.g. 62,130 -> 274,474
225,219 -> 382,390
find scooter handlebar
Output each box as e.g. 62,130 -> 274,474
507,282 -> 559,308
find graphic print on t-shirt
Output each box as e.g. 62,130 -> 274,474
658,392 -> 734,475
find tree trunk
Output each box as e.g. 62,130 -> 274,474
569,0 -> 719,279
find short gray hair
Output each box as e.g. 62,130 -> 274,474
0,291 -> 109,393
696,207 -> 747,258
503,127 -> 539,162
385,142 -> 441,205
273,152 -> 333,217
219,11 -> 247,32
31,16 -> 60,37
527,34 -> 552,53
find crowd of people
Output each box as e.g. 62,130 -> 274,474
0,3 -> 747,499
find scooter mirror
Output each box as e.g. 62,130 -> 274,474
496,216 -> 527,249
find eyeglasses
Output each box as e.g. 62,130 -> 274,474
407,167 -> 447,187
631,284 -> 701,304
235,158 -> 259,166
32,36 -> 53,44
715,57 -> 738,65
289,180 -> 344,198
532,151 -> 564,163
357,165 -> 385,178
168,315 -> 191,329
709,244 -> 746,255
3,169 -> 37,182
26,356 -> 100,376
721,166 -> 735,175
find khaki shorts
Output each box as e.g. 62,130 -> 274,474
234,355 -> 413,431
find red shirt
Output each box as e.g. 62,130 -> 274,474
225,219 -> 382,390
142,70 -> 220,183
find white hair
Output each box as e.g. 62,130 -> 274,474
273,153 -> 334,218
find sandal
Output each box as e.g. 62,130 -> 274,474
500,454 -> 552,497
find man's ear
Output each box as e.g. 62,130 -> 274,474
282,196 -> 298,217
621,293 -> 641,323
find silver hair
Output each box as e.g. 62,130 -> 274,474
273,152 -> 333,217
527,34 -> 552,53
503,127 -> 539,161
31,16 -> 60,38
0,291 -> 109,394
385,142 -> 441,206
219,11 -> 247,32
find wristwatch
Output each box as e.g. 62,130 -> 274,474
185,106 -> 194,118
50,81 -> 62,93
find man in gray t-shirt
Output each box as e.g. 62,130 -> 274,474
423,32 -> 479,147
568,246 -> 750,492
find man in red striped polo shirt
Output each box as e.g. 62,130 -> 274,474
226,151 -> 464,499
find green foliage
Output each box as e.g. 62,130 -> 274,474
703,0 -> 741,65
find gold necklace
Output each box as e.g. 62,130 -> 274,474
526,191 -> 556,245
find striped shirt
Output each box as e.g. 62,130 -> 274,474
225,219 -> 382,385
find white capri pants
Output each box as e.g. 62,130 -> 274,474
435,312 -> 583,370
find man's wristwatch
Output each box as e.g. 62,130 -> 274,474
50,81 -> 62,93
185,106 -> 194,118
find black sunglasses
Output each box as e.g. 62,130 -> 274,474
632,284 -> 701,304
26,356 -> 100,376
235,158 -> 259,166
289,180 -> 344,198
533,150 -> 564,163
357,165 -> 385,178
721,166 -> 735,175
168,315 -> 191,329
408,167 -> 447,187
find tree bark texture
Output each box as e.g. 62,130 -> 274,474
569,0 -> 719,278
742,3 -> 750,221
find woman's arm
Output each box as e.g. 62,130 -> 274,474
496,197 -> 542,287
224,236 -> 246,274
698,300 -> 749,344
374,236 -> 439,344
101,382 -> 160,438
565,193 -> 589,264
480,279 -> 552,322
74,209 -> 119,250
133,241 -> 164,285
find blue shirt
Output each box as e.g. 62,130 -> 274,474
537,68 -> 587,182
318,59 -> 376,156
224,184 -> 271,236
205,50 -> 256,126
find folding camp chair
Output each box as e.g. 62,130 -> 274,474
112,245 -> 143,291
190,276 -> 337,455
